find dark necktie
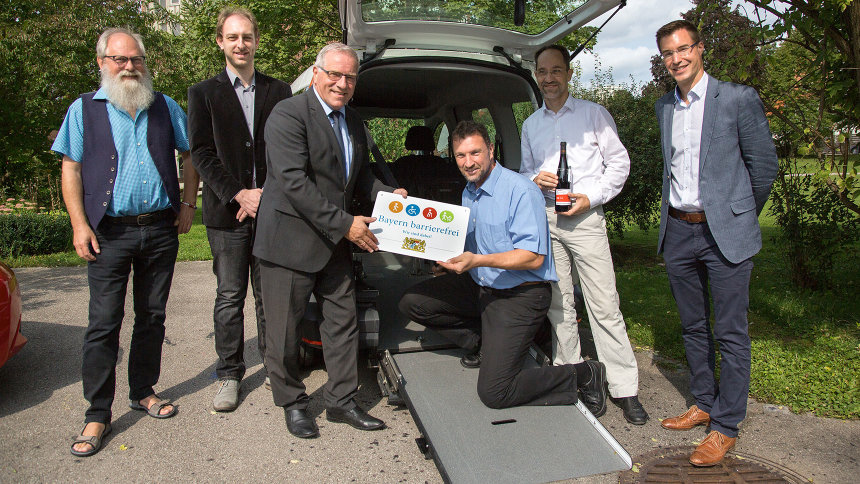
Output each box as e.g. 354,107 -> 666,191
329,111 -> 348,181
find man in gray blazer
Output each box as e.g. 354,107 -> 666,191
654,20 -> 778,466
254,42 -> 407,438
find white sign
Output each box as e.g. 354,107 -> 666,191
369,192 -> 469,261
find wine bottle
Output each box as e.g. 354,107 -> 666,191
555,141 -> 571,212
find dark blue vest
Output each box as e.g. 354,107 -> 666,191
80,92 -> 179,228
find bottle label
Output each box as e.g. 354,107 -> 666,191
555,189 -> 571,205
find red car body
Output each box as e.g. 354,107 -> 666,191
0,261 -> 26,368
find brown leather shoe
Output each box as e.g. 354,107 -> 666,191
689,430 -> 736,466
661,404 -> 710,430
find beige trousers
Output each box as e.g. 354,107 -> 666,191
546,205 -> 639,398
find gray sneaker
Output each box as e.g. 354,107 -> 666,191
264,376 -> 271,391
213,378 -> 240,412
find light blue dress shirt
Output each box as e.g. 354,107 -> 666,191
462,164 -> 557,289
670,73 -> 710,211
51,88 -> 190,216
312,86 -> 352,180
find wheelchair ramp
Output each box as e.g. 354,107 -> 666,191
388,348 -> 631,483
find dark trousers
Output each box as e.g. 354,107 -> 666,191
83,219 -> 178,424
207,222 -> 265,380
399,272 -> 579,409
260,243 -> 358,411
663,216 -> 753,437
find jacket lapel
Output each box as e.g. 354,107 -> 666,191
216,69 -> 252,140
306,90 -> 347,185
344,110 -> 362,186
699,78 -> 720,172
662,97 -> 674,167
252,71 -> 266,140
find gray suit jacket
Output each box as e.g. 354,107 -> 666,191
254,89 -> 391,272
656,77 -> 778,264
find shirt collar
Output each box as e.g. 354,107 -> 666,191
93,87 -> 108,100
466,161 -> 501,197
226,67 -> 255,90
540,93 -> 575,116
674,72 -> 709,105
311,86 -> 346,117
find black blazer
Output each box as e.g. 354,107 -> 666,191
254,89 -> 392,272
188,69 -> 292,228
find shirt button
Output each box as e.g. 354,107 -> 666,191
245,141 -> 251,147
109,179 -> 114,183
102,202 -> 108,206
111,155 -> 115,159
110,167 -> 115,172
143,180 -> 147,184
106,191 -> 110,195
137,142 -> 141,146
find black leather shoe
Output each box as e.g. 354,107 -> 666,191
460,350 -> 481,368
615,395 -> 649,425
285,408 -> 319,439
578,360 -> 607,417
326,406 -> 385,431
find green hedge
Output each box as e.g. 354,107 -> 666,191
0,211 -> 72,257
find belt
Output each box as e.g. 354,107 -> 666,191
518,281 -> 548,287
103,208 -> 174,225
668,206 -> 706,224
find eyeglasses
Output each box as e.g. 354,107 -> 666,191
535,68 -> 567,78
660,42 -> 700,61
317,66 -> 357,84
103,55 -> 146,66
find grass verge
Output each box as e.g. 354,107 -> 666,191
611,220 -> 859,419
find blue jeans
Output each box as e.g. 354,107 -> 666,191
207,222 -> 265,380
83,219 -> 178,424
663,216 -> 753,438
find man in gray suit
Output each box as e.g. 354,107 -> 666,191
254,42 -> 407,438
654,20 -> 778,466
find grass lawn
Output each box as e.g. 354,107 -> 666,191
611,212 -> 860,419
5,199 -> 859,418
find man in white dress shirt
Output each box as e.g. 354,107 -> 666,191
519,44 -> 647,424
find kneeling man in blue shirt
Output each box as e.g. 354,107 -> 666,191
399,120 -> 607,410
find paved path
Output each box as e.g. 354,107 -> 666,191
1,261 -> 857,482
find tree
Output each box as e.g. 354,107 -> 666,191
0,1 -> 160,207
571,61 -> 664,236
742,0 -> 860,214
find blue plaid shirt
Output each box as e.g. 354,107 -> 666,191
52,88 -> 190,216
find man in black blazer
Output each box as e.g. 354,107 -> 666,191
188,6 -> 291,412
654,20 -> 778,467
254,42 -> 407,438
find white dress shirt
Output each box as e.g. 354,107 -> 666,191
669,73 -> 709,211
520,95 -> 630,208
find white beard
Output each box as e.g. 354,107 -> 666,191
100,66 -> 154,113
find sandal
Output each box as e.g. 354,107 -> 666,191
129,395 -> 178,419
70,422 -> 112,457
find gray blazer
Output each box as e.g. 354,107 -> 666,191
253,89 -> 390,272
656,77 -> 778,264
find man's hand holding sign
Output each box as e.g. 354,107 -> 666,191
368,191 -> 469,261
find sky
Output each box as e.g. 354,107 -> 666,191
577,0 -> 774,87
577,0 -> 696,86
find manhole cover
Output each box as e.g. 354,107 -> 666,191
619,446 -> 810,483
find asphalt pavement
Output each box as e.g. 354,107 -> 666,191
0,260 -> 857,483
